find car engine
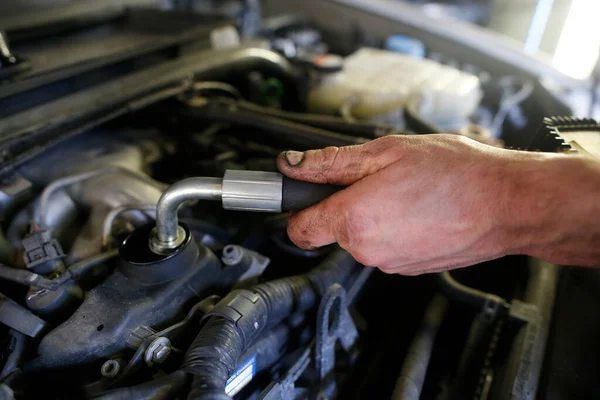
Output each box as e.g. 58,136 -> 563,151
0,2 -> 598,400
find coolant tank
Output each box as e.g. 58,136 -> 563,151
307,48 -> 482,123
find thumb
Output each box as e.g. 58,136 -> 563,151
277,136 -> 404,185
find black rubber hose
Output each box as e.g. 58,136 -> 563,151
391,294 -> 448,400
183,249 -> 357,400
436,271 -> 508,311
184,101 -> 367,148
403,98 -> 442,134
219,98 -> 404,138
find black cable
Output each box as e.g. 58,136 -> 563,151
183,249 -> 358,400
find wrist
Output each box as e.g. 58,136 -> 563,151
499,152 -> 600,259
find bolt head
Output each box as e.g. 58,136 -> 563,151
144,337 -> 172,366
152,344 -> 171,363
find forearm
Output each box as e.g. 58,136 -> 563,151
503,153 -> 600,266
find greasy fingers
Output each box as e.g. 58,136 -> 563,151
286,194 -> 342,249
277,136 -> 405,185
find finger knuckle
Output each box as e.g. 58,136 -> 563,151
312,146 -> 340,182
351,248 -> 376,266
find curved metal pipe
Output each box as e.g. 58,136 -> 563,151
150,178 -> 222,254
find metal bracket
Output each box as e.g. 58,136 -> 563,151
259,347 -> 311,400
259,284 -> 360,400
315,283 -> 359,380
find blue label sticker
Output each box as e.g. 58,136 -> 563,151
225,355 -> 256,396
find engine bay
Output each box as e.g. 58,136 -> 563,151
0,2 -> 598,399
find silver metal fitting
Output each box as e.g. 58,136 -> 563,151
149,225 -> 187,255
149,171 -> 284,255
144,337 -> 172,366
222,170 -> 282,212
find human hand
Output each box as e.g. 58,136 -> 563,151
277,134 -> 554,275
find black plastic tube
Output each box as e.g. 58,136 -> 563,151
183,249 -> 357,400
391,295 -> 448,400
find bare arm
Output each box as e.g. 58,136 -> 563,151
277,134 -> 600,275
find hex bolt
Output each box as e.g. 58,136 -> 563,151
101,359 -> 122,378
144,337 -> 172,366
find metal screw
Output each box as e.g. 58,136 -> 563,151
101,359 -> 121,378
144,337 -> 171,366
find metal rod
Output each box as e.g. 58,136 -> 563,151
150,177 -> 223,255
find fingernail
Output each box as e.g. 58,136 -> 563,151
284,150 -> 304,166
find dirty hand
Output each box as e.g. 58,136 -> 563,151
277,135 -> 600,274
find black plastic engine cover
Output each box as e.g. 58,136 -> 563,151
35,224 -> 235,368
